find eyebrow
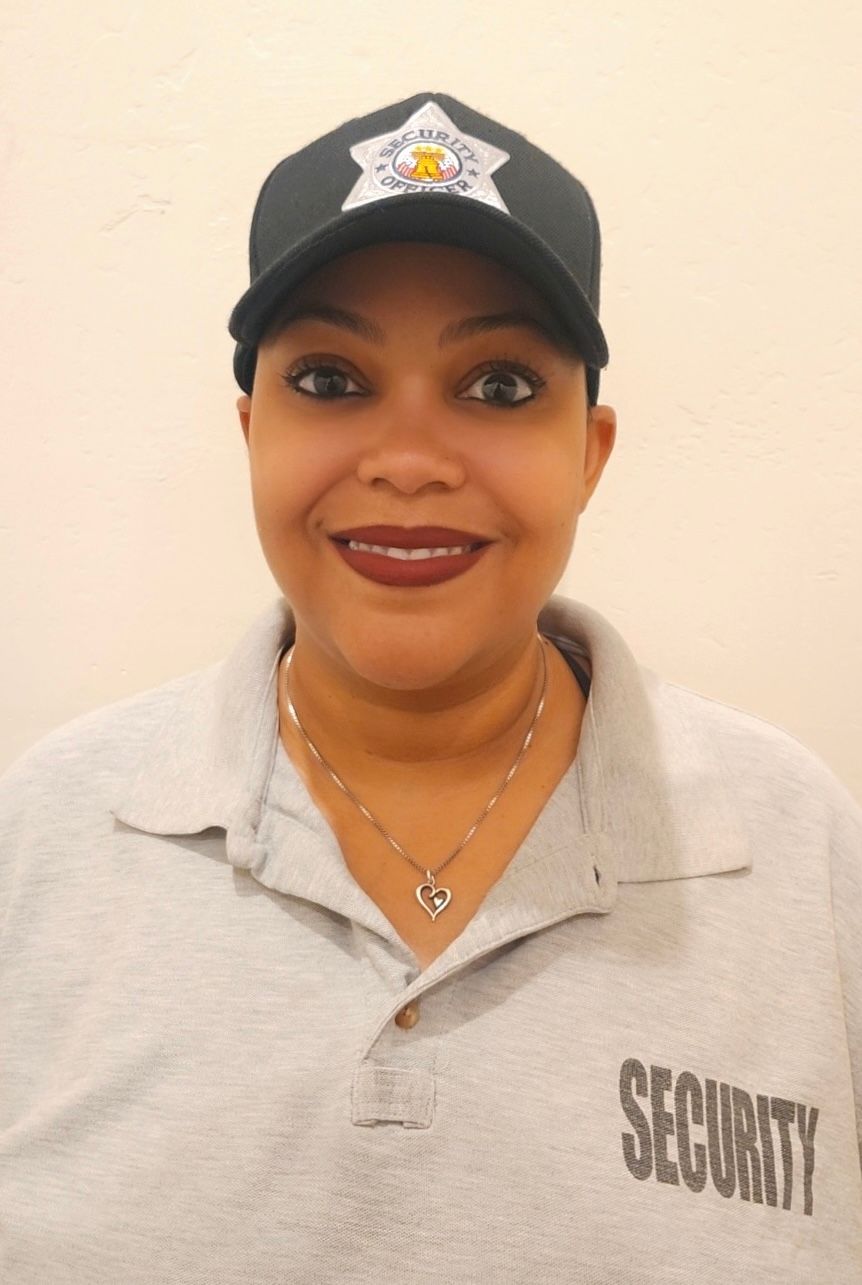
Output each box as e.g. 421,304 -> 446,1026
265,301 -> 578,357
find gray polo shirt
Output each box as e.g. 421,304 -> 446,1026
2,593 -> 861,1283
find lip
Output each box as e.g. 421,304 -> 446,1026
328,525 -> 491,549
331,538 -> 491,588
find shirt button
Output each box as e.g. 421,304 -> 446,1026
394,1000 -> 420,1029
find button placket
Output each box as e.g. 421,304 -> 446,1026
352,970 -> 462,1126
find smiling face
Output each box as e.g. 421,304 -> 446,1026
237,240 -> 616,694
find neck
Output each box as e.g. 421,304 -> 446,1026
279,632 -> 552,786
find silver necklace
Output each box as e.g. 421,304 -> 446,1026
282,636 -> 549,922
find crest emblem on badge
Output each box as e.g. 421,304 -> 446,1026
342,100 -> 511,214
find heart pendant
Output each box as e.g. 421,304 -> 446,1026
416,880 -> 452,920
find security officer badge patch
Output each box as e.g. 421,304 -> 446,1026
341,99 -> 511,214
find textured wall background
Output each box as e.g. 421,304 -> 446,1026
1,1 -> 860,799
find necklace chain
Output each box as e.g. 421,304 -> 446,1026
281,637 -> 549,915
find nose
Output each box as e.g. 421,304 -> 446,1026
354,389 -> 467,494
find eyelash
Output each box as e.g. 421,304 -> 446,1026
280,354 -> 548,409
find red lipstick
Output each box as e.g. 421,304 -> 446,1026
328,526 -> 493,588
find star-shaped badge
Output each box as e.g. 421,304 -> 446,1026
342,100 -> 511,214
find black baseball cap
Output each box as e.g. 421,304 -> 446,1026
229,91 -> 609,405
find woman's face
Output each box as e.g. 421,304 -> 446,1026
237,241 -> 616,692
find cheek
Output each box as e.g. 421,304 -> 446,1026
250,437 -> 348,531
496,449 -> 580,543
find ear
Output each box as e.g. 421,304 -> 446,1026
237,393 -> 252,447
582,403 -> 617,510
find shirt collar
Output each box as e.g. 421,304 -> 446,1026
109,593 -> 751,885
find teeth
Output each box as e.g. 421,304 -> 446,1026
346,541 -> 475,559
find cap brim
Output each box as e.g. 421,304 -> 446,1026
229,195 -> 608,393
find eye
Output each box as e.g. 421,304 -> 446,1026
282,359 -> 364,399
280,355 -> 546,406
460,360 -> 545,408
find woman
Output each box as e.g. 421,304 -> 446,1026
2,92 -> 860,1283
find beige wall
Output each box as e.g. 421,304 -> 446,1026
2,2 -> 860,800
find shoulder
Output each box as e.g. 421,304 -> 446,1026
648,667 -> 862,839
0,665 -> 214,825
